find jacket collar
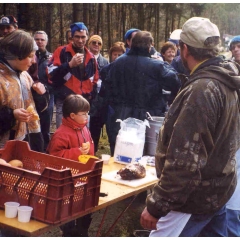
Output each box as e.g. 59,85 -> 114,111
62,117 -> 87,130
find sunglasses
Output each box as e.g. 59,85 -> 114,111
92,41 -> 102,46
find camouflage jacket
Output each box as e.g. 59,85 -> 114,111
146,56 -> 240,218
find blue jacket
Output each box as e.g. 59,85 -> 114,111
106,47 -> 180,121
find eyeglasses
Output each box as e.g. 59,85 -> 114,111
76,112 -> 89,117
35,38 -> 45,41
92,41 -> 102,46
73,35 -> 87,40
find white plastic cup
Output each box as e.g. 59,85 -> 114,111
138,158 -> 147,167
17,206 -> 33,223
4,202 -> 20,218
101,154 -> 111,164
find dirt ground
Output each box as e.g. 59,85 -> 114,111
41,112 -> 148,237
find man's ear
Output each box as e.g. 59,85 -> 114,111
182,43 -> 189,58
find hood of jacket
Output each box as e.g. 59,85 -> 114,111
180,56 -> 240,93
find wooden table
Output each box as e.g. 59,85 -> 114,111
0,158 -> 157,236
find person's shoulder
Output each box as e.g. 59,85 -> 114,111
100,63 -> 110,72
52,124 -> 73,137
98,54 -> 109,65
54,45 -> 65,53
52,45 -> 67,58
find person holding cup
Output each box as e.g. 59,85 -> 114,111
47,22 -> 99,128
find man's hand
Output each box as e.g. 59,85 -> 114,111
140,207 -> 158,230
69,53 -> 84,68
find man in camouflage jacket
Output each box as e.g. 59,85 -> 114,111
141,17 -> 240,237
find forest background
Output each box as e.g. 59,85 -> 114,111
1,3 -> 239,55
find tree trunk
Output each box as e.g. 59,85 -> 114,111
59,3 -> 63,46
138,3 -> 144,29
165,4 -> 170,42
72,3 -> 82,22
17,3 -> 29,29
122,4 -> 126,42
83,3 -> 89,26
107,3 -> 111,50
96,3 -> 102,34
155,4 -> 160,50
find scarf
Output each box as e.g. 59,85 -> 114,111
62,117 -> 87,130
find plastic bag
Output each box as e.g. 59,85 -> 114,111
114,118 -> 149,164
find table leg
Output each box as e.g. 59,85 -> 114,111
96,207 -> 109,237
97,195 -> 138,237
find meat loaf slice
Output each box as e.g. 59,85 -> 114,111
117,162 -> 146,180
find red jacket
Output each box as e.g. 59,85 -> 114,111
47,118 -> 94,161
47,44 -> 99,101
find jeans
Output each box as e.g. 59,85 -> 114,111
226,209 -> 240,237
56,97 -> 63,129
179,205 -> 227,237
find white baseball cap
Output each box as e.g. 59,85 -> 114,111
180,17 -> 220,49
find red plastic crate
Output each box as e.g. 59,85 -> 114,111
0,140 -> 103,224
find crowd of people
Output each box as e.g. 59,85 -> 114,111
0,14 -> 240,237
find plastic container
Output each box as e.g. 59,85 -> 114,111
101,154 -> 110,164
4,202 -> 20,218
17,206 -> 33,223
0,140 -> 103,224
144,116 -> 164,156
114,118 -> 149,164
137,158 -> 147,167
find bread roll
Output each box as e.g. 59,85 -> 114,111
0,158 -> 11,166
8,160 -> 23,168
26,105 -> 39,120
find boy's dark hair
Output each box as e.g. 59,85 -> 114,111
62,94 -> 90,118
0,29 -> 34,60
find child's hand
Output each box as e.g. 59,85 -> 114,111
79,147 -> 89,155
80,142 -> 90,154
